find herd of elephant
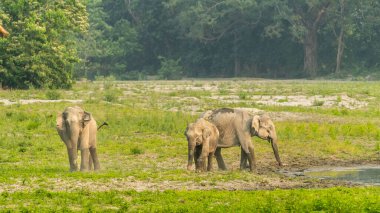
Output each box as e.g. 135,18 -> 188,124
56,106 -> 282,172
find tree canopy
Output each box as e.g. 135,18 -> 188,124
0,0 -> 87,89
1,0 -> 380,88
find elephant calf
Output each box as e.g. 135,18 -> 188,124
185,118 -> 219,172
56,106 -> 100,172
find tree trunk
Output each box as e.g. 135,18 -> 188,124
303,28 -> 318,78
335,0 -> 345,74
233,33 -> 240,77
335,28 -> 344,74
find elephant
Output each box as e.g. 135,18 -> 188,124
201,108 -> 282,172
185,118 -> 219,172
56,106 -> 100,172
0,25 -> 9,38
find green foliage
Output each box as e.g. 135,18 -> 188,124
312,99 -> 325,106
0,0 -> 88,89
157,56 -> 184,80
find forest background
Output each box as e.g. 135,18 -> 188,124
1,0 -> 380,89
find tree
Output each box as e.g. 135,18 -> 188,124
277,0 -> 331,78
76,0 -> 139,80
179,0 -> 268,77
0,0 -> 88,89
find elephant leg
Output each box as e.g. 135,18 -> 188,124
88,152 -> 93,170
246,144 -> 256,172
80,148 -> 90,171
207,153 -> 214,171
237,132 -> 256,172
215,147 -> 227,170
66,147 -> 78,172
240,148 -> 249,170
194,146 -> 202,171
90,147 -> 100,170
199,154 -> 208,172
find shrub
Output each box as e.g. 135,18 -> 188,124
45,90 -> 61,100
130,147 -> 144,155
157,56 -> 183,80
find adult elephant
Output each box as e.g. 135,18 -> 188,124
56,106 -> 100,172
201,108 -> 282,172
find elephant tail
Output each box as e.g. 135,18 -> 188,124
97,122 -> 109,130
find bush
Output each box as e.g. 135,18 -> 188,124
45,90 -> 61,100
103,89 -> 121,103
130,147 -> 144,155
157,56 -> 183,80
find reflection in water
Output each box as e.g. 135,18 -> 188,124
305,167 -> 380,185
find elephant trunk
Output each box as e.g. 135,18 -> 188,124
270,135 -> 282,166
187,143 -> 195,170
66,120 -> 80,171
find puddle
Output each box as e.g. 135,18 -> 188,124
304,166 -> 380,185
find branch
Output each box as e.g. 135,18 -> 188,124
125,0 -> 139,24
313,2 -> 330,28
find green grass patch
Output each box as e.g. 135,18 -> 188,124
0,188 -> 379,212
0,80 -> 380,211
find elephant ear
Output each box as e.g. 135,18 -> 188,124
56,113 -> 65,131
82,111 -> 92,126
251,115 -> 260,135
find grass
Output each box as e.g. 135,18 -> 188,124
0,79 -> 379,211
0,188 -> 379,212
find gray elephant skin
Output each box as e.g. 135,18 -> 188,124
56,106 -> 100,172
202,108 -> 282,172
185,118 -> 219,172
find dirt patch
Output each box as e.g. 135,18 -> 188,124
253,95 -> 367,109
0,99 -> 83,106
208,94 -> 367,109
0,175 -> 355,193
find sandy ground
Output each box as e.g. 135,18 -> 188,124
0,99 -> 83,105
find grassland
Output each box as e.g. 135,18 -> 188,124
0,79 -> 379,212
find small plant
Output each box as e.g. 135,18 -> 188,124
278,97 -> 288,103
238,91 -> 249,100
103,89 -> 122,103
219,89 -> 229,95
130,147 -> 144,155
27,120 -> 41,130
312,99 -> 324,106
45,90 -> 61,100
